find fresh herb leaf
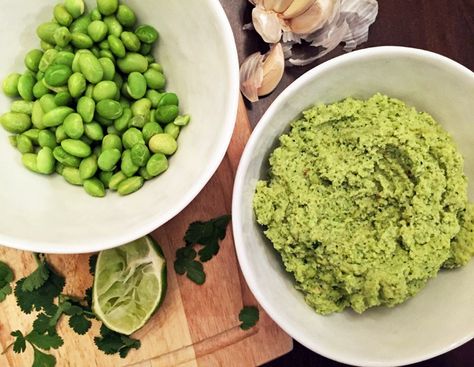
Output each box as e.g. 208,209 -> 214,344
32,314 -> 54,335
185,261 -> 206,285
94,325 -> 140,358
69,314 -> 92,335
0,261 -> 14,302
22,255 -> 50,292
88,255 -> 98,276
11,330 -> 26,353
32,346 -> 56,367
26,330 -> 63,351
84,287 -> 93,308
239,306 -> 259,330
174,248 -> 206,285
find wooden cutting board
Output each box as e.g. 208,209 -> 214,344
0,97 -> 293,367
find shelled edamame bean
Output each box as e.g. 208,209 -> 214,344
0,0 -> 191,197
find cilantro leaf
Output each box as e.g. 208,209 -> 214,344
89,255 -> 98,276
33,314 -> 54,335
26,330 -> 63,351
239,306 -> 259,330
69,314 -> 92,335
94,325 -> 140,358
197,240 -> 219,262
11,330 -> 26,353
22,260 -> 50,292
174,248 -> 206,285
84,287 -> 93,308
0,261 -> 14,302
15,271 -> 65,315
32,346 -> 56,367
185,261 -> 206,285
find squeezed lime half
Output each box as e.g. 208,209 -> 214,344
92,236 -> 167,335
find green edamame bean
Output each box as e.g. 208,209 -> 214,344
122,127 -> 144,149
114,107 -> 131,131
109,171 -> 127,190
88,20 -> 108,42
131,143 -> 150,167
85,84 -> 94,98
99,49 -> 115,62
146,153 -> 168,177
96,99 -> 123,119
68,73 -> 86,98
90,8 -> 102,21
61,139 -> 91,158
158,92 -> 179,107
164,123 -> 180,139
16,135 -> 34,154
25,49 -> 44,72
2,73 -> 21,97
37,147 -> 55,174
39,94 -> 57,113
54,51 -> 75,67
131,98 -> 151,120
64,0 -> 85,19
54,27 -> 72,47
84,122 -> 104,141
149,63 -> 163,73
56,163 -> 65,175
149,109 -> 157,123
55,125 -> 67,143
117,176 -> 144,195
0,112 -> 31,134
121,32 -> 140,52
11,101 -> 33,115
77,96 -> 95,123
63,113 -> 84,139
174,114 -> 191,126
103,16 -> 122,37
54,92 -> 73,106
146,90 -> 162,108
99,171 -> 113,188
71,32 -> 94,49
79,154 -> 98,179
71,49 -> 89,72
129,115 -> 146,129
22,153 -> 39,173
97,0 -> 118,16
43,106 -> 73,127
53,146 -> 81,167
39,49 -> 58,72
98,148 -> 121,171
155,105 -> 179,124
98,58 -> 115,80
102,134 -> 122,151
44,64 -> 72,87
135,25 -> 159,44
33,80 -> 50,99
37,22 -> 60,45
140,43 -> 152,56
116,4 -> 136,28
83,178 -> 105,197
23,129 -> 40,144
79,53 -> 104,83
38,130 -> 57,149
126,72 -> 146,99
144,69 -> 166,90
149,133 -> 177,155
108,35 -> 126,58
142,122 -> 163,143
96,115 -> 113,126
107,126 -> 119,135
70,13 -> 91,34
31,101 -> 45,129
117,53 -> 148,74
41,41 -> 55,51
54,4 -> 73,26
121,149 -> 139,177
62,167 -> 83,185
139,166 -> 153,180
92,81 -> 117,101
18,73 -> 35,101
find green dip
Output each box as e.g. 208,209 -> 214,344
253,94 -> 474,314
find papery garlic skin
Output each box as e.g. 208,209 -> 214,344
240,43 -> 285,102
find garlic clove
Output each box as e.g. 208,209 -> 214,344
252,6 -> 283,43
239,43 -> 285,102
258,43 -> 285,97
289,0 -> 337,35
281,0 -> 315,19
263,0 -> 294,12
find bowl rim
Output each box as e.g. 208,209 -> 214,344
232,46 -> 474,367
0,0 -> 240,255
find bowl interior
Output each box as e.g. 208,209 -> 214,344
0,0 -> 238,253
233,47 -> 474,366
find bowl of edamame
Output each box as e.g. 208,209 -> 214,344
0,0 -> 239,253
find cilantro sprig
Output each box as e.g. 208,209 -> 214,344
174,215 -> 231,284
0,260 -> 14,302
239,306 -> 260,330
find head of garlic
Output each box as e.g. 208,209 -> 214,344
240,0 -> 379,102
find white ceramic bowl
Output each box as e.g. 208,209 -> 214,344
233,46 -> 474,367
0,0 -> 239,254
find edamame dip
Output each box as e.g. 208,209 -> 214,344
253,94 -> 474,314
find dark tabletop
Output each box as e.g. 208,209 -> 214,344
219,1 -> 474,366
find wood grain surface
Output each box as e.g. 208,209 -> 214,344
218,0 -> 474,366
0,98 -> 292,367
